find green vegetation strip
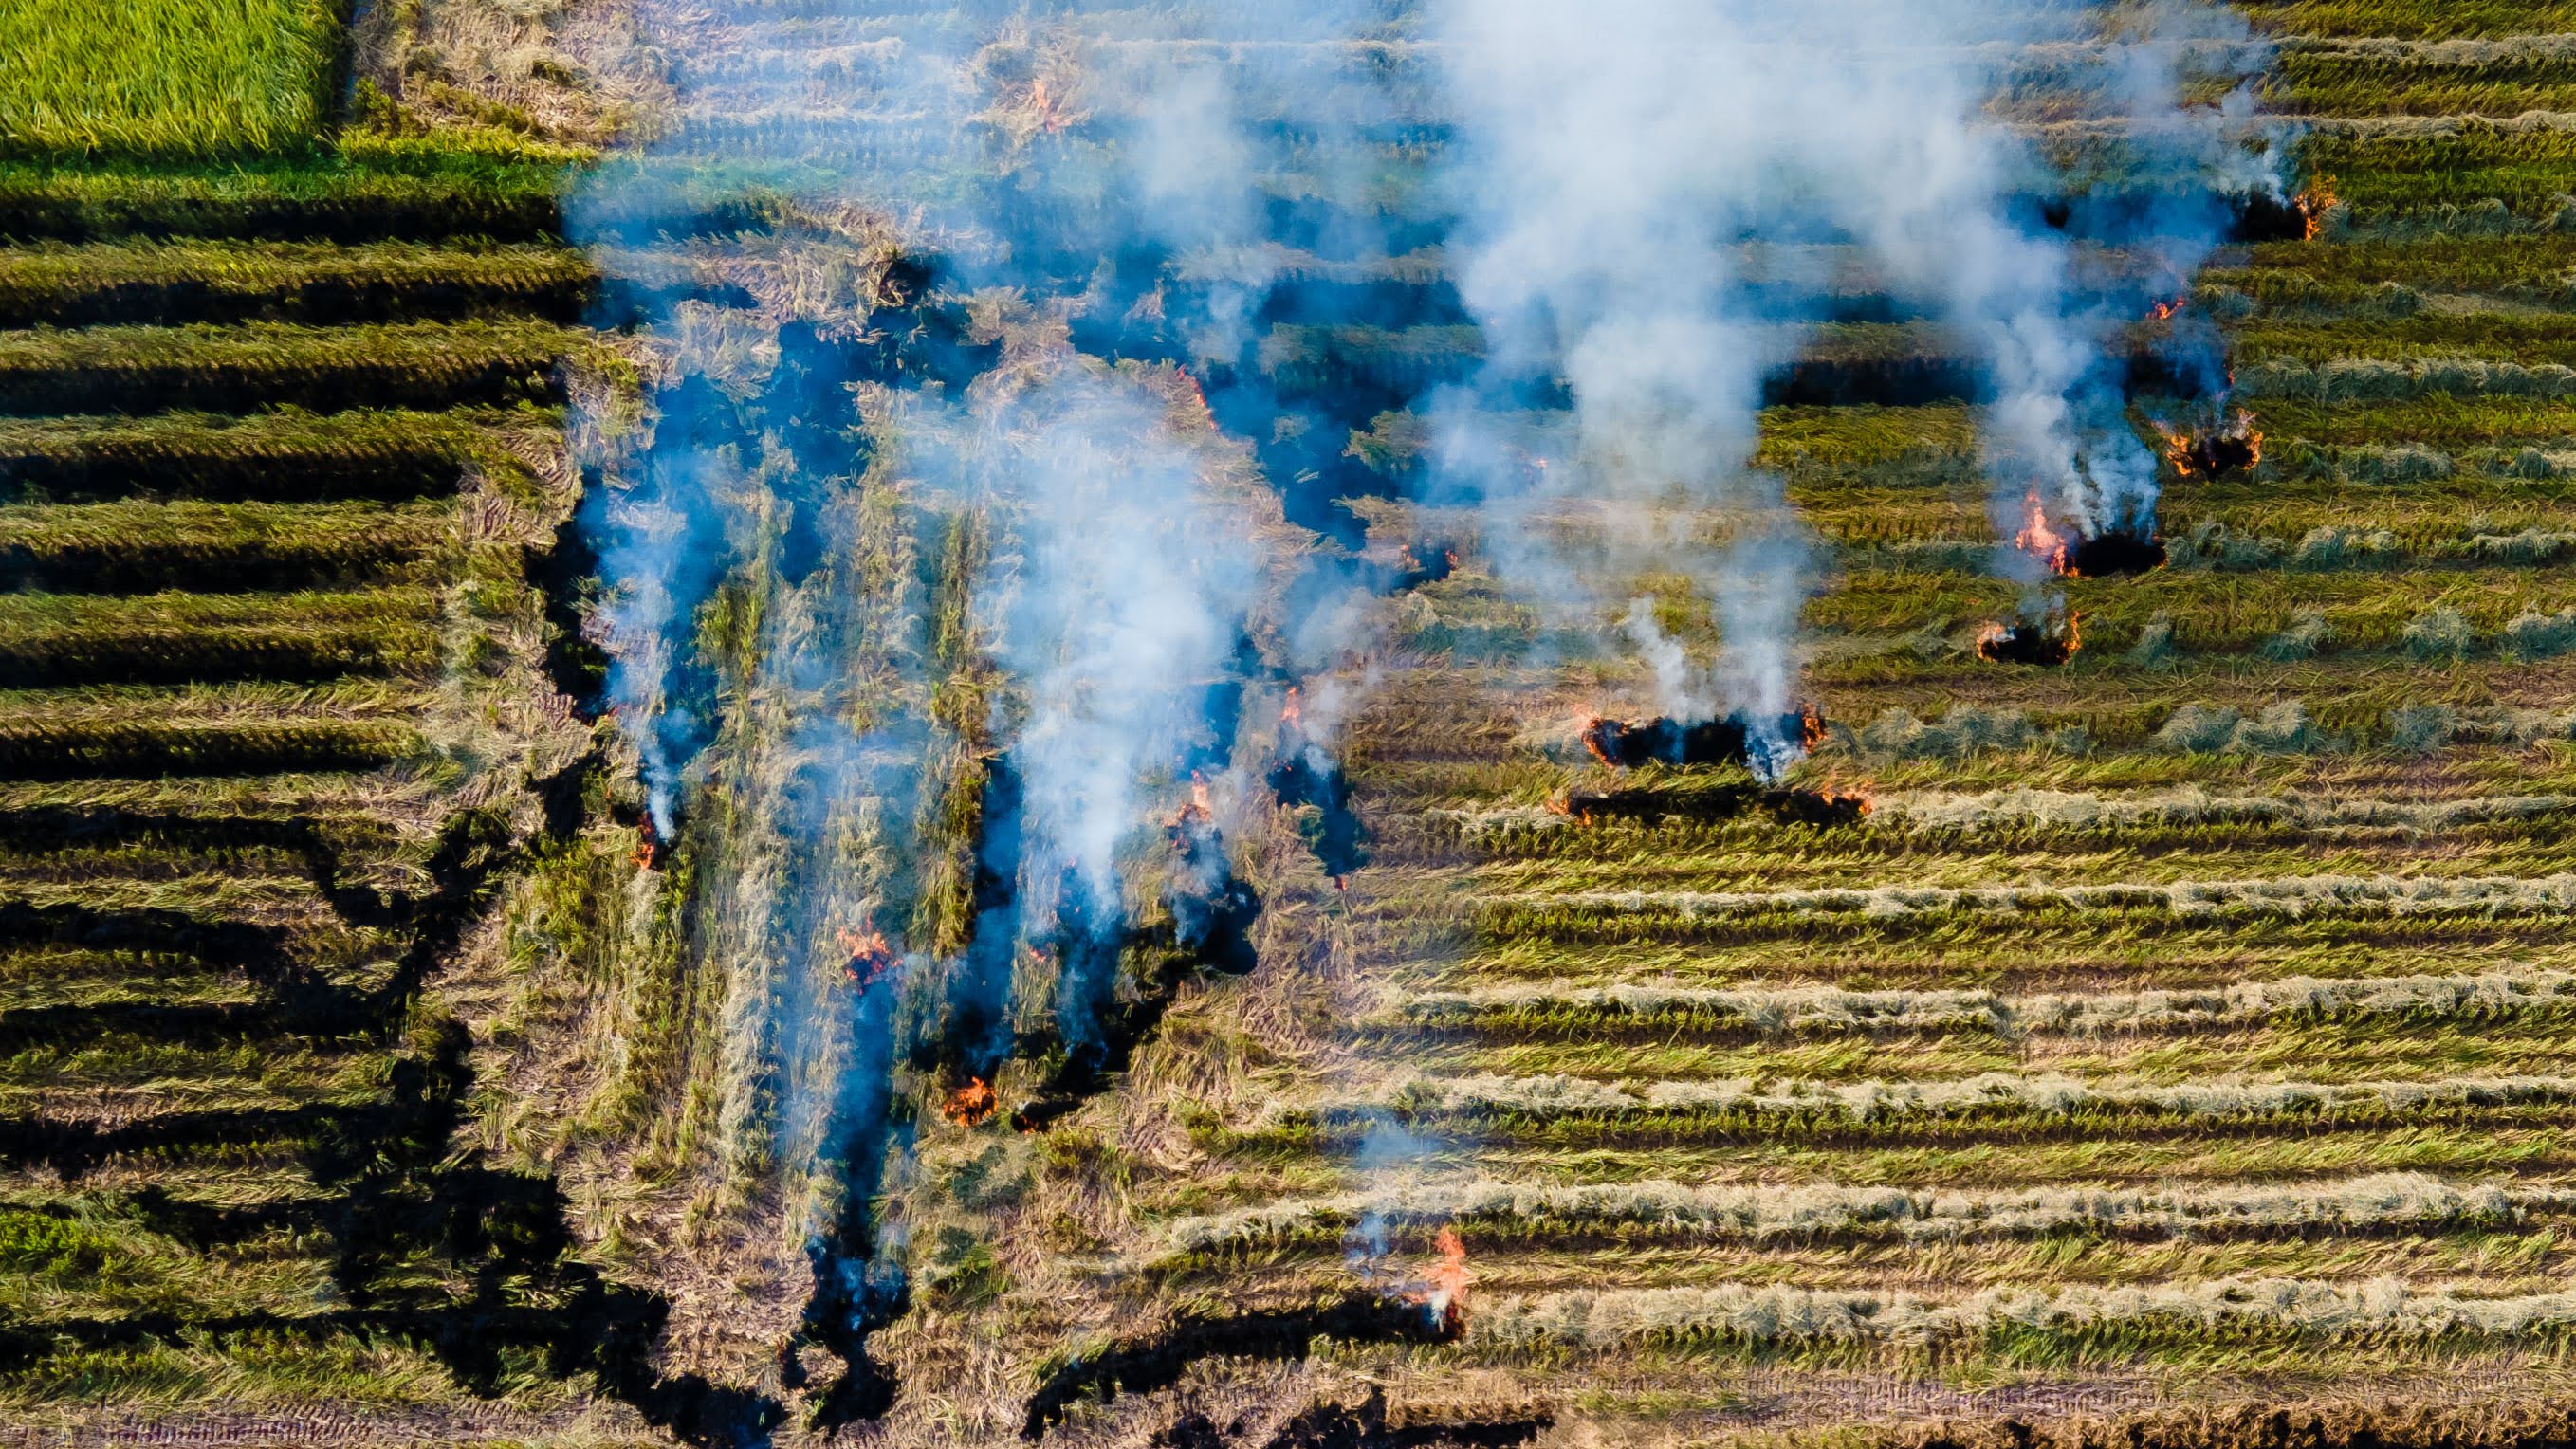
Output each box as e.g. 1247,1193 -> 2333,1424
0,0 -> 338,157
0,501 -> 454,592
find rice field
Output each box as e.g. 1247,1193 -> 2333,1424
0,0 -> 341,157
0,4 -> 625,1436
17,0 -> 2576,1443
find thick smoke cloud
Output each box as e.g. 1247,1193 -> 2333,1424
1422,0 -> 2275,732
946,369 -> 1268,1065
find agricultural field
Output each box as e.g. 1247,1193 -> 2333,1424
15,1 -> 2576,1448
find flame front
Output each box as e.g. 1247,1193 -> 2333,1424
2014,494 -> 2070,575
2297,175 -> 2338,241
837,927 -> 898,988
942,1078 -> 998,1128
1281,687 -> 1302,730
1414,1226 -> 1473,1334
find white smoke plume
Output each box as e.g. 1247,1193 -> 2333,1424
1422,0 -> 2276,717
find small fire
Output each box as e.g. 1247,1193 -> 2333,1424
2146,296 -> 2185,323
1281,687 -> 1302,730
1027,76 -> 1071,134
837,928 -> 900,989
632,815 -> 664,871
1174,365 -> 1209,419
2296,175 -> 2338,241
1412,1227 -> 1473,1336
2014,493 -> 2070,576
942,1078 -> 998,1128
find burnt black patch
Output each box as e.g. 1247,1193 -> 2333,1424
2067,528 -> 2166,578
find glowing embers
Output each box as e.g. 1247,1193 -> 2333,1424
1392,538 -> 1460,592
942,1077 -> 999,1128
2160,408 -> 2264,481
1267,688 -> 1368,883
1168,783 -> 1260,974
1977,604 -> 2082,667
1547,783 -> 1872,829
1581,706 -> 1826,773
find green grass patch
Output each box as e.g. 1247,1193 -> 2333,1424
0,0 -> 339,158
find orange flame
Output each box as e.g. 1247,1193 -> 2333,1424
837,928 -> 899,988
1281,687 -> 1303,730
2297,176 -> 2338,241
942,1078 -> 998,1127
1028,77 -> 1070,134
1579,715 -> 1617,768
2014,494 -> 2070,576
1795,703 -> 1827,753
2156,420 -> 2197,478
1413,1227 -> 1473,1335
2147,297 -> 2184,322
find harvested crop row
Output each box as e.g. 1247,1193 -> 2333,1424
0,241 -> 598,329
0,409 -> 491,503
1466,1275 -> 2576,1354
0,624 -> 440,688
1151,1172 -> 2574,1261
1431,792 -> 2576,855
0,500 -> 454,594
0,720 -> 420,781
1260,1073 -> 2576,1146
0,322 -> 582,416
1481,874 -> 2576,943
1389,971 -> 2576,1039
0,154 -> 568,245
